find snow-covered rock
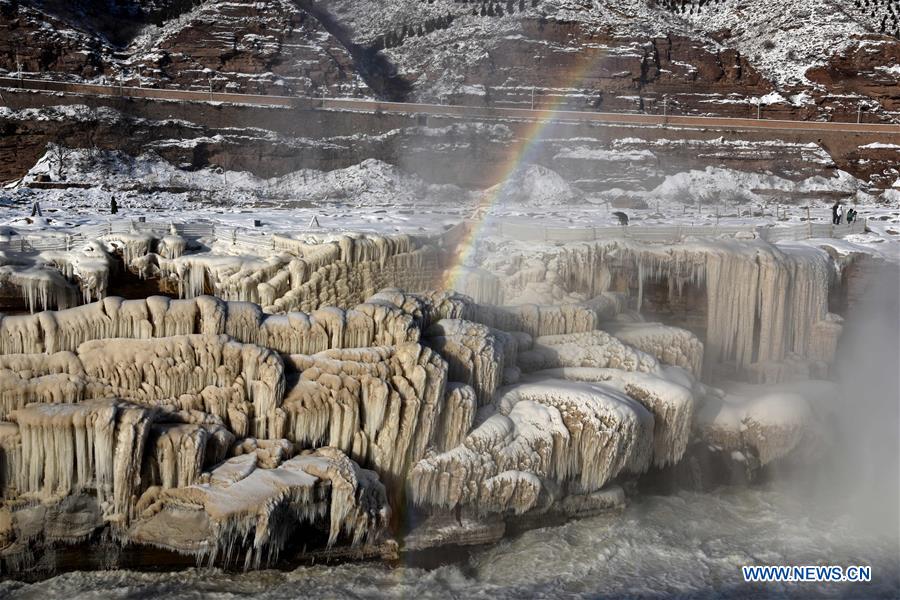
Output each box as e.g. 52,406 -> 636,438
486,164 -> 583,208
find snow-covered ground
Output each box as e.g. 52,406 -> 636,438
3,149 -> 896,259
2,150 -> 472,236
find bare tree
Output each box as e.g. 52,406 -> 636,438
47,138 -> 73,180
85,105 -> 103,164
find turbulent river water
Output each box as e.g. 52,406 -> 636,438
2,482 -> 897,599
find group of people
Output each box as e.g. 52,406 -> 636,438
831,202 -> 858,225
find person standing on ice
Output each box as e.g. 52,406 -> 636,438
831,201 -> 841,225
836,203 -> 843,225
847,207 -> 857,224
111,197 -> 118,215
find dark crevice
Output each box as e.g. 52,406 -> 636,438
23,0 -> 203,48
293,0 -> 413,101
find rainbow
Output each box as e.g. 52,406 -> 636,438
440,48 -> 606,293
403,28 -> 610,565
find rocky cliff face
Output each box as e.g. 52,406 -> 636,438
324,0 -> 900,121
0,2 -> 111,78
1,0 -> 899,121
126,0 -> 369,96
0,0 -> 368,95
1,90 -> 895,195
1,1 -> 898,194
807,38 -> 900,115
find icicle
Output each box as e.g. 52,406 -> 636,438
0,266 -> 78,312
425,319 -> 507,406
281,342 -> 447,485
129,447 -> 388,569
518,330 -> 659,374
76,334 -> 285,439
410,379 -> 653,514
523,367 -> 695,468
485,238 -> 836,380
8,399 -> 155,523
157,235 -> 187,260
603,321 -> 704,378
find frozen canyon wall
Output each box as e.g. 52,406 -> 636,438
149,232 -> 451,313
0,287 -> 701,570
2,226 -> 852,385
0,230 -> 460,315
0,233 -> 853,572
483,239 -> 850,381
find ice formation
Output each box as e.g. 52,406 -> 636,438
0,234 -> 145,313
10,399 -> 154,522
0,228 -> 452,318
0,267 -> 78,313
42,241 -> 117,305
146,232 -> 446,312
522,368 -> 695,468
806,313 -> 844,365
472,303 -> 598,338
0,228 -> 860,571
424,319 -> 511,406
132,448 -> 388,568
156,233 -> 188,260
410,379 -> 654,515
485,239 -> 842,381
695,382 -> 824,468
102,233 -> 153,267
0,295 -> 420,356
602,321 -> 704,378
517,330 -> 660,374
281,343 -> 447,489
0,335 -> 283,437
0,333 -> 392,567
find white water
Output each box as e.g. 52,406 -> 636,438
3,484 -> 897,599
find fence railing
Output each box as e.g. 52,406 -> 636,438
0,220 -> 223,254
497,219 -> 868,244
0,217 -> 867,257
